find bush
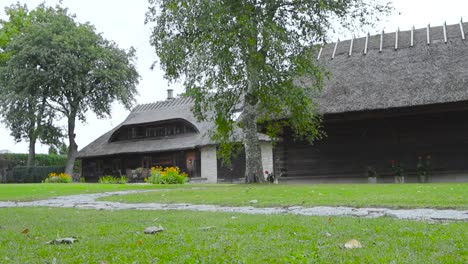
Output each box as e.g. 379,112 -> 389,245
8,166 -> 65,183
146,166 -> 188,184
98,175 -> 128,184
0,153 -> 81,173
43,172 -> 73,183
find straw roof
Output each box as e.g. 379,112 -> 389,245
315,22 -> 468,114
78,22 -> 468,158
77,97 -> 269,158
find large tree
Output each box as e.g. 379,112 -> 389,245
0,4 -> 140,174
146,0 -> 391,182
0,4 -> 61,166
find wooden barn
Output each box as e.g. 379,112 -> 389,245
76,93 -> 273,183
79,22 -> 468,184
274,22 -> 468,183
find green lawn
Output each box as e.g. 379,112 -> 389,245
0,183 -> 189,202
101,183 -> 468,209
0,207 -> 466,263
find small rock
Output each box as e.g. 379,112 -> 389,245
199,226 -> 215,231
144,225 -> 164,234
47,237 -> 78,245
249,200 -> 258,204
325,232 -> 332,237
344,239 -> 362,249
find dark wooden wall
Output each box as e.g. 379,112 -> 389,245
81,149 -> 201,182
275,108 -> 468,180
217,149 -> 246,183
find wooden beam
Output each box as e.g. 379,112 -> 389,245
379,30 -> 384,52
427,24 -> 431,45
443,21 -> 448,43
349,35 -> 354,56
364,32 -> 369,54
460,18 -> 466,40
395,28 -> 399,50
332,39 -> 339,59
410,26 -> 414,47
316,43 -> 324,60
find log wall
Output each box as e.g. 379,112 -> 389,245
275,107 -> 468,182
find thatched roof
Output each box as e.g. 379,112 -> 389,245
77,97 -> 269,158
315,22 -> 468,114
78,22 -> 468,158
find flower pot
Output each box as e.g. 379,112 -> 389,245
368,177 -> 377,184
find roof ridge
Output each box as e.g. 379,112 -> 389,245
132,96 -> 194,112
318,20 -> 468,60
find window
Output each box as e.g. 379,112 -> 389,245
115,120 -> 198,142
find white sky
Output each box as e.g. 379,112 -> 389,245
0,0 -> 467,154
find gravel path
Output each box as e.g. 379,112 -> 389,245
0,190 -> 467,222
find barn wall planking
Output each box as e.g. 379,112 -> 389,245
275,108 -> 468,181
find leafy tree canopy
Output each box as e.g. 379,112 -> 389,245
146,0 -> 392,182
0,4 -> 62,165
0,4 -> 140,174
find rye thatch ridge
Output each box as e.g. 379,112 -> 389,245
314,21 -> 468,114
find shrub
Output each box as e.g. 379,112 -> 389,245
43,172 -> 73,183
0,153 -> 81,173
98,175 -> 128,184
146,166 -> 188,184
8,166 -> 65,183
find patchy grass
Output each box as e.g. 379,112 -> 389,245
101,183 -> 468,209
0,207 -> 466,263
0,183 -> 190,202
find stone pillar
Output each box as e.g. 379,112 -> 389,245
200,145 -> 217,183
260,141 -> 274,177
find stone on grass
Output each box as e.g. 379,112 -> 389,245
144,225 -> 164,234
47,237 -> 78,244
344,239 -> 362,249
249,200 -> 258,204
199,226 -> 216,231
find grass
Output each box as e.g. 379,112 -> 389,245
0,207 -> 466,263
0,183 -> 191,202
101,183 -> 468,210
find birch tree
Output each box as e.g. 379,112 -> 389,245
147,0 -> 391,183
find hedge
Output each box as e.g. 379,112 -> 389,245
7,166 -> 66,183
0,154 -> 81,174
1,153 -> 68,168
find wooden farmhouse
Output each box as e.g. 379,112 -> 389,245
275,22 -> 468,183
78,22 -> 468,183
76,92 -> 273,183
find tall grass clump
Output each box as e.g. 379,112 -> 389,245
98,175 -> 128,184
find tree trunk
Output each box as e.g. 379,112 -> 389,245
65,112 -> 78,176
243,46 -> 265,183
243,98 -> 265,183
26,138 -> 36,167
26,116 -> 37,167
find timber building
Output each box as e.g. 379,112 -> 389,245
76,92 -> 273,183
78,22 -> 468,183
275,22 -> 468,183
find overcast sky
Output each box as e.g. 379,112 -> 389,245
0,0 -> 467,154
